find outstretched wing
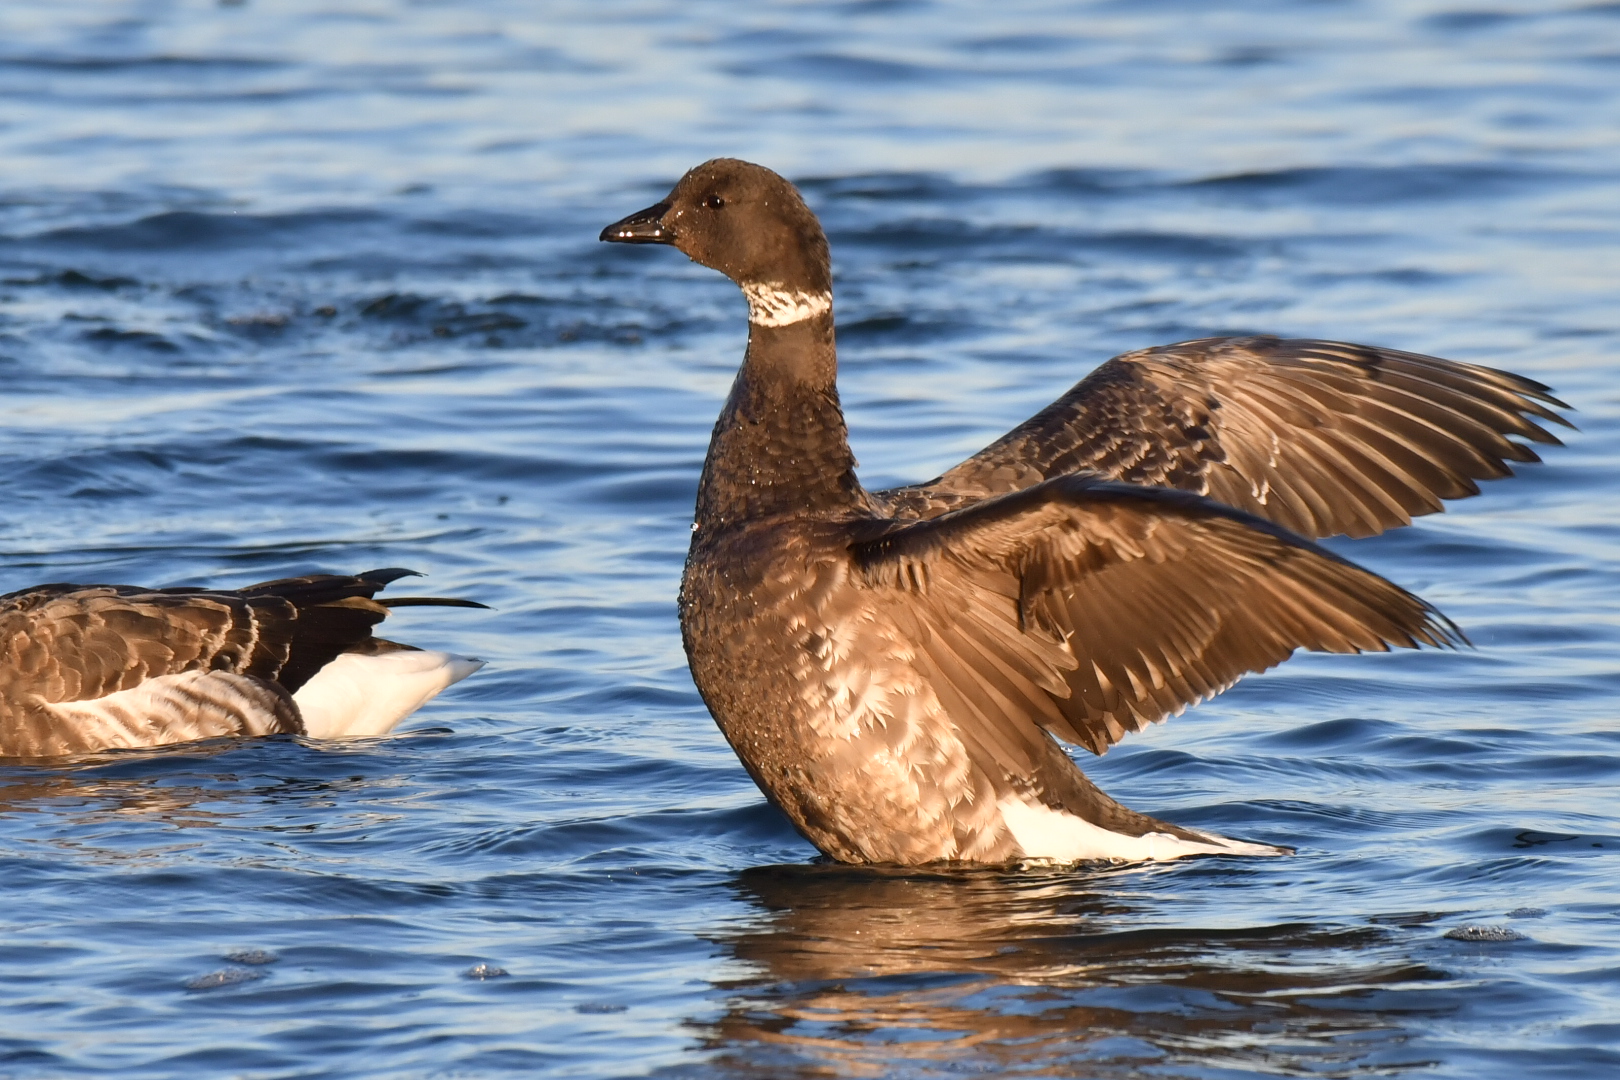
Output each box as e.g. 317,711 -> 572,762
850,474 -> 1461,763
874,337 -> 1571,539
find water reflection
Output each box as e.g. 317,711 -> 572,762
0,763 -> 234,826
689,864 -> 1448,1078
0,742 -> 386,847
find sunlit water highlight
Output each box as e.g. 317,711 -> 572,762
2,2 -> 1619,1077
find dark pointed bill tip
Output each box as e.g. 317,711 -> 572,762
600,202 -> 675,244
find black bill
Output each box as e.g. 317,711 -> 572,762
599,202 -> 675,244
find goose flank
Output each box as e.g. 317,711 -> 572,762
601,158 -> 1571,865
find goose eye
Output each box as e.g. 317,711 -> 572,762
704,194 -> 725,210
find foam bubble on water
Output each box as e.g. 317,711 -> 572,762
1444,925 -> 1527,942
463,963 -> 508,979
185,967 -> 266,991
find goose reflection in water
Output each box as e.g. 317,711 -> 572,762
0,769 -> 237,833
0,744 -> 389,851
680,865 -> 1448,1078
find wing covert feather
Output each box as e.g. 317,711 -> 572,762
852,473 -> 1462,757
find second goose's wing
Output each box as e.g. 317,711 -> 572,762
875,336 -> 1570,539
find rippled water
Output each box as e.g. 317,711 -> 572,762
2,2 -> 1619,1076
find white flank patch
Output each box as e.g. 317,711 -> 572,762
293,650 -> 484,740
740,282 -> 832,327
997,795 -> 1286,863
44,670 -> 296,750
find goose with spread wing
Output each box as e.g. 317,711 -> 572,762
602,158 -> 1570,865
0,568 -> 485,758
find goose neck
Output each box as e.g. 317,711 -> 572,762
693,314 -> 865,527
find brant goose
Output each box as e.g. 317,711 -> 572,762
602,158 -> 1570,865
0,568 -> 485,758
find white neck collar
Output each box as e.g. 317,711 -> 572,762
740,282 -> 833,327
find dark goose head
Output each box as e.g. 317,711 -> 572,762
602,158 -> 856,522
600,158 -> 832,316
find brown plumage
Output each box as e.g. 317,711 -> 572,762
877,337 -> 1569,537
602,158 -> 1569,866
0,569 -> 484,758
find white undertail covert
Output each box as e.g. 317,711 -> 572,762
294,650 -> 485,739
997,795 -> 1287,862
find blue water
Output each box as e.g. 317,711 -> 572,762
2,1 -> 1619,1076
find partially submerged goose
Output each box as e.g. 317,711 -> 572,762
602,158 -> 1570,866
0,568 -> 484,758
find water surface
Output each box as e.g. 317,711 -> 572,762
2,2 -> 1619,1076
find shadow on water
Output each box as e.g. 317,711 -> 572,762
670,863 -> 1450,1079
